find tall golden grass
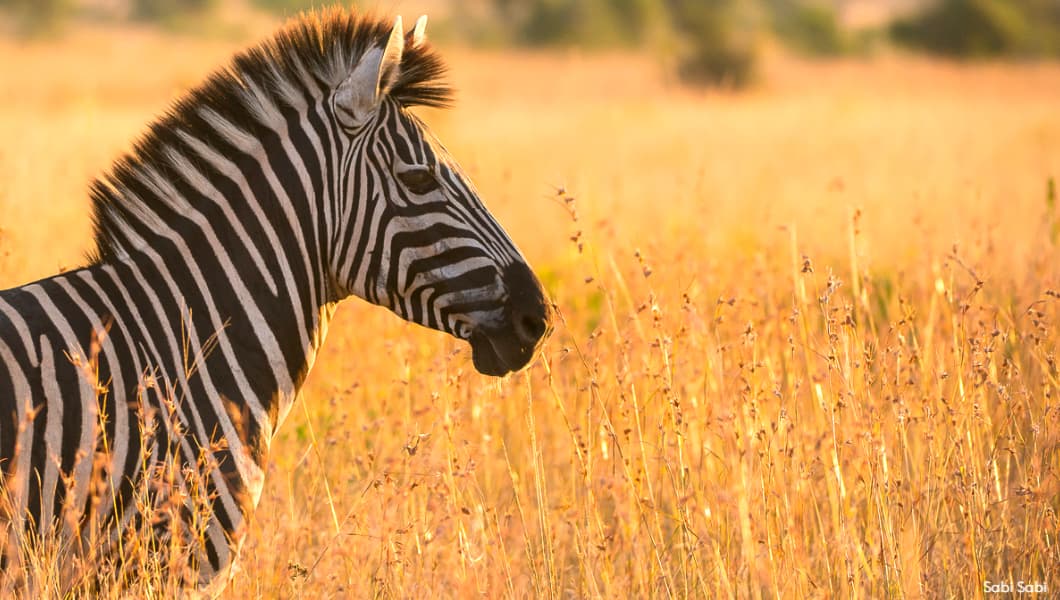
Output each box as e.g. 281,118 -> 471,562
1,20 -> 1059,598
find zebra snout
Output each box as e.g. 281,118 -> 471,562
514,310 -> 548,347
503,261 -> 551,349
466,261 -> 551,377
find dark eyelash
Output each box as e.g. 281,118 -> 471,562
398,169 -> 439,194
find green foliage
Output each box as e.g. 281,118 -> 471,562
0,0 -> 74,37
667,0 -> 759,87
770,1 -> 846,56
674,37 -> 758,88
249,0 -> 330,17
1019,0 -> 1060,55
867,272 -> 896,326
1047,176 -> 1058,246
132,0 -> 217,22
890,0 -> 1060,58
491,0 -> 761,85
484,0 -> 849,87
517,0 -> 619,47
486,0 -> 759,85
496,0 -> 667,48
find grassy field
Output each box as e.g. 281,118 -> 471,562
1,19 -> 1059,599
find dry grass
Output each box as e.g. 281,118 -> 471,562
1,19 -> 1059,599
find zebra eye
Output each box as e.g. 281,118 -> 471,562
398,168 -> 439,195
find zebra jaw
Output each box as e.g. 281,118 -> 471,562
469,329 -> 537,376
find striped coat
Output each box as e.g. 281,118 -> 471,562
0,10 -> 550,594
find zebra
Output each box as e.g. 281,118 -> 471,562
0,9 -> 550,594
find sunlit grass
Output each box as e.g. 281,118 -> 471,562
0,21 -> 1058,598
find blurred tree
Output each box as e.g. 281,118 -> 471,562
612,0 -> 670,45
132,0 -> 217,22
488,0 -> 760,86
0,0 -> 74,37
250,0 -> 331,17
489,0 -> 667,47
666,0 -> 759,87
767,0 -> 846,56
890,0 -> 1038,57
516,0 -> 607,46
1020,0 -> 1060,55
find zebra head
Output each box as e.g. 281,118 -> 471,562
329,16 -> 551,376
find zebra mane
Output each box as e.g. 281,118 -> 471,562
87,8 -> 452,264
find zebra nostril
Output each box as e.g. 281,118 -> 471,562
502,262 -> 551,347
517,313 -> 546,344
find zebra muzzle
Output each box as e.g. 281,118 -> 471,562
467,262 -> 552,376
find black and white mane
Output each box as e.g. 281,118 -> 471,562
88,10 -> 452,264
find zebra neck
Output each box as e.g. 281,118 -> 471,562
272,301 -> 336,435
98,244 -> 330,445
89,91 -> 336,326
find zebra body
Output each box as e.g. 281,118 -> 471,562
0,11 -> 549,593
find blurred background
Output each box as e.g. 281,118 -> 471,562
2,0 -> 1059,282
1,2 -> 1059,596
4,0 -> 1060,84
1,0 -> 1059,359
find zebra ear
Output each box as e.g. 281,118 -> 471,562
336,16 -> 405,122
412,15 -> 428,48
378,16 -> 405,95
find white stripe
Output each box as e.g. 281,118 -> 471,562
92,260 -> 249,531
24,286 -> 101,525
199,107 -> 315,349
54,276 -> 127,522
36,336 -> 62,534
161,143 -> 278,297
102,209 -> 269,501
0,298 -> 39,368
